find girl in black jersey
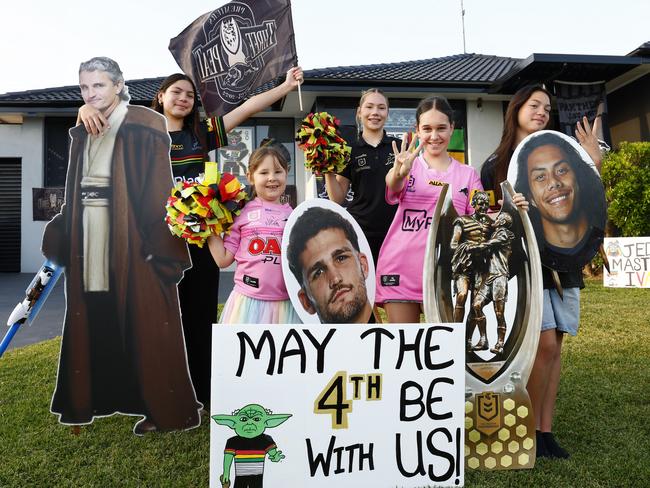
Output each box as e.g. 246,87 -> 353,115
324,89 -> 399,265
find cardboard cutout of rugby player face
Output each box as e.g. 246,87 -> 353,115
282,199 -> 375,324
508,130 -> 606,271
40,57 -> 200,434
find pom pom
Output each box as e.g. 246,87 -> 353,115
165,162 -> 248,247
295,112 -> 351,175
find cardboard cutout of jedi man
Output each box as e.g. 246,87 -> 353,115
41,57 -> 200,435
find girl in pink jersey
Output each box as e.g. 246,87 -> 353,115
376,96 -> 483,323
208,145 -> 301,324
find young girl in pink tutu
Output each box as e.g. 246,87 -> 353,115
208,144 -> 301,324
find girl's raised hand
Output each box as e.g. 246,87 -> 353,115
284,66 -> 303,89
575,115 -> 602,169
497,192 -> 529,212
391,132 -> 421,179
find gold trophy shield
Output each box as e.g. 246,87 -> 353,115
423,181 -> 542,470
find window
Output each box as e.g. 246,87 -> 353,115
315,97 -> 468,163
43,117 -> 76,187
216,118 -> 297,206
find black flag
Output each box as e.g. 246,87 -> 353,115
554,80 -> 611,146
169,0 -> 297,116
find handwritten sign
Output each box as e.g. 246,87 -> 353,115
210,324 -> 465,487
604,237 -> 650,288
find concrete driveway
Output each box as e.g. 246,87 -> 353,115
1,271 -> 233,352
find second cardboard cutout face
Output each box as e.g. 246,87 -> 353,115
507,130 -> 606,271
282,199 -> 375,324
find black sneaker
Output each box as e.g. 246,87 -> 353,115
536,430 -> 550,458
543,432 -> 570,459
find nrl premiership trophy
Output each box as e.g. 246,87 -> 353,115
423,182 -> 542,470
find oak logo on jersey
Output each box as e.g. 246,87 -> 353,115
248,236 -> 281,264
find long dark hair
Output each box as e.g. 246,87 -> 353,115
152,73 -> 207,157
491,85 -> 552,200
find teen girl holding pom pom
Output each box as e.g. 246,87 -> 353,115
324,89 -> 400,264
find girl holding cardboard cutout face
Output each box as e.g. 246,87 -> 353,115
479,85 -> 605,460
283,199 -> 375,325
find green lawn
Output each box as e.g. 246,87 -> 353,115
1,280 -> 648,487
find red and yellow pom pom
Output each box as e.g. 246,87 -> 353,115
165,162 -> 248,247
295,112 -> 351,175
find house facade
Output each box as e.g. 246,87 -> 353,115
0,46 -> 647,272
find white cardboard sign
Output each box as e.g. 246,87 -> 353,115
604,237 -> 650,288
210,323 -> 465,487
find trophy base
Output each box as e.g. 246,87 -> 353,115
464,386 -> 536,470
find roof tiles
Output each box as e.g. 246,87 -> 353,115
0,53 -> 520,104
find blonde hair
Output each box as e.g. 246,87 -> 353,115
359,88 -> 389,108
356,88 -> 389,132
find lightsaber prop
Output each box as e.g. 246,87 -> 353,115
0,260 -> 63,358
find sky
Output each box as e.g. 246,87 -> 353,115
0,0 -> 647,94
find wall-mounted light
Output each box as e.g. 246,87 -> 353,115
476,97 -> 483,112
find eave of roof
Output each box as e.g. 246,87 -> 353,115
491,52 -> 648,94
1,50 -> 646,107
0,76 -> 167,107
627,41 -> 650,57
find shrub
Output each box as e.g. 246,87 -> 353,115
600,142 -> 650,237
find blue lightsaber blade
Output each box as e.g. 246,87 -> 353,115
0,260 -> 63,358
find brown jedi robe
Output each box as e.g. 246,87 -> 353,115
42,105 -> 200,430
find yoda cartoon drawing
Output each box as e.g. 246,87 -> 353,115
212,403 -> 291,488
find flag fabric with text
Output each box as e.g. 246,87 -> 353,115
554,80 -> 611,146
169,0 -> 297,117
